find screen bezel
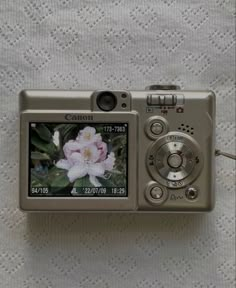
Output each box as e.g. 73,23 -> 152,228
20,111 -> 137,211
28,122 -> 129,198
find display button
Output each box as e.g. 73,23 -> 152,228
150,122 -> 163,135
145,182 -> 168,206
167,153 -> 183,168
150,186 -> 163,199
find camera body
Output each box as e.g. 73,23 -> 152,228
19,85 -> 215,212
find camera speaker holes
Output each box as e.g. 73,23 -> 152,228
178,124 -> 194,135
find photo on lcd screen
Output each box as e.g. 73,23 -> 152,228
29,123 -> 128,197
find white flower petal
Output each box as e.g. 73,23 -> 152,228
77,126 -> 96,142
76,126 -> 101,146
97,141 -> 108,161
67,164 -> 88,183
63,140 -> 82,158
89,175 -> 102,187
81,144 -> 100,163
56,159 -> 72,170
82,126 -> 96,136
103,152 -> 115,171
87,163 -> 105,176
94,133 -> 102,143
53,131 -> 60,147
69,152 -> 84,164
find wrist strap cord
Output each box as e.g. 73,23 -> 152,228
215,149 -> 236,160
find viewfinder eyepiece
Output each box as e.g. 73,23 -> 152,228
96,91 -> 117,111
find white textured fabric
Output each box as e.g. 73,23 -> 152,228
0,1 -> 235,287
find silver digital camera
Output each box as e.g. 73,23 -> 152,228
19,85 -> 215,212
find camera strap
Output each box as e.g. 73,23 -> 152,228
215,149 -> 236,160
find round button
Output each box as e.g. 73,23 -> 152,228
145,116 -> 169,139
186,187 -> 198,200
151,122 -> 163,135
150,186 -> 163,199
167,153 -> 183,168
145,182 -> 168,206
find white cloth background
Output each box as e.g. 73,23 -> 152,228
0,0 -> 235,287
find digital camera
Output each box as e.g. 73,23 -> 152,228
19,85 -> 215,212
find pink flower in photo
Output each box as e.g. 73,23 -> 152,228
56,126 -> 115,187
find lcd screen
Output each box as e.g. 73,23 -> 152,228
29,123 -> 128,197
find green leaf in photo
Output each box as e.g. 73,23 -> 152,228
97,177 -> 116,187
47,167 -> 66,182
109,169 -> 122,175
31,171 -> 48,187
45,124 -> 57,132
55,123 -> 79,145
31,151 -> 50,160
55,124 -> 78,136
73,176 -> 94,188
31,133 -> 57,156
50,171 -> 70,192
34,124 -> 52,142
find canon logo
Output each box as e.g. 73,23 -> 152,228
64,114 -> 94,121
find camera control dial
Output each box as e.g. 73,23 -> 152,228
147,132 -> 203,189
